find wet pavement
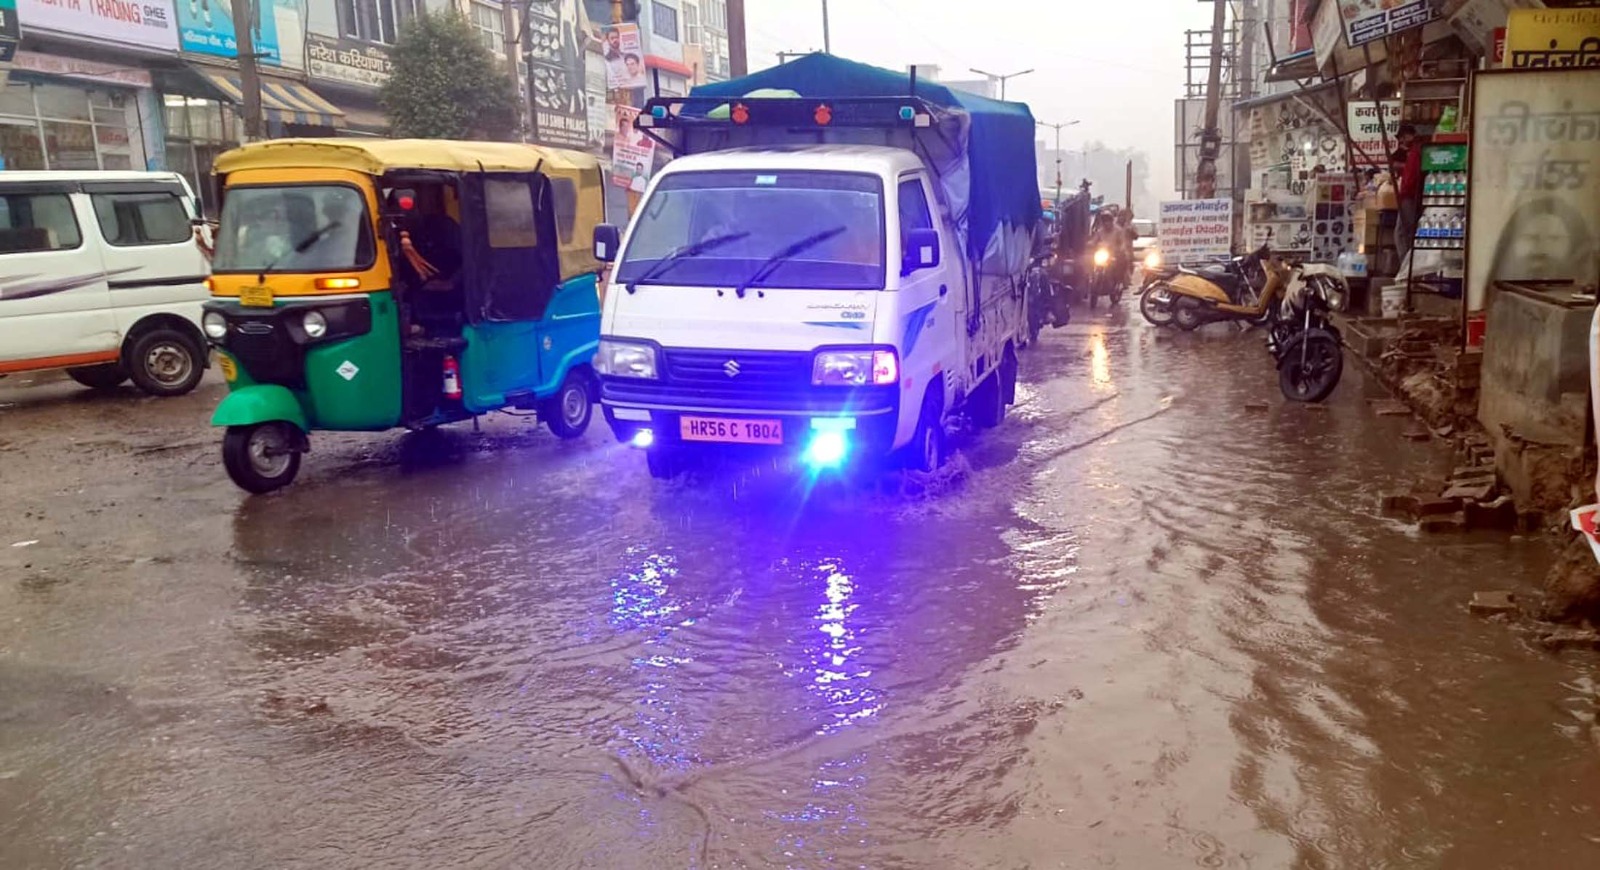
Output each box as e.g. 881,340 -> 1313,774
3,305 -> 1599,869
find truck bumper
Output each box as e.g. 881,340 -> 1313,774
601,389 -> 902,459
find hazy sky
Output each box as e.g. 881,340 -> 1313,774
743,0 -> 1220,200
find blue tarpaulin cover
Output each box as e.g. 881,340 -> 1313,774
689,53 -> 1040,275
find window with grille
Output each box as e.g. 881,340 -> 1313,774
652,1 -> 679,43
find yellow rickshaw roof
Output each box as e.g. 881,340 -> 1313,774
213,138 -> 602,176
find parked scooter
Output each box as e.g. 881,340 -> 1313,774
1267,260 -> 1349,402
1137,250 -> 1178,326
1159,245 -> 1278,331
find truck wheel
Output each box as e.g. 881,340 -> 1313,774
645,445 -> 685,480
66,363 -> 130,391
970,370 -> 1005,429
222,423 -> 302,494
543,370 -> 594,440
128,328 -> 204,397
902,392 -> 946,473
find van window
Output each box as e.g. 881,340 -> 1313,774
0,193 -> 83,253
898,179 -> 934,237
92,192 -> 192,246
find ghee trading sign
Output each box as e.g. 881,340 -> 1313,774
1504,7 -> 1600,69
1158,198 -> 1233,264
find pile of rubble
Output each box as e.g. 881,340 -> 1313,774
1379,430 -> 1541,534
1373,315 -> 1482,430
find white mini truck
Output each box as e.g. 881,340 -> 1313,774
593,55 -> 1042,478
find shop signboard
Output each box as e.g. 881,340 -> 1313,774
306,34 -> 390,89
1346,100 -> 1402,167
1,0 -> 19,64
1466,68 -> 1600,318
11,49 -> 152,85
16,0 -> 178,52
1504,7 -> 1600,68
527,0 -> 590,149
1157,198 -> 1233,264
1339,0 -> 1437,48
176,0 -> 281,65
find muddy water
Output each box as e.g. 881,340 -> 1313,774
3,310 -> 1599,868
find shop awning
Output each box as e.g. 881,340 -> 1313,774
198,70 -> 346,128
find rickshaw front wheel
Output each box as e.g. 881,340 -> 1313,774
544,370 -> 595,440
223,422 -> 303,494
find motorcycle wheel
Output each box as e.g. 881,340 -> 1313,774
1278,332 -> 1344,403
1140,287 -> 1175,326
1173,298 -> 1205,331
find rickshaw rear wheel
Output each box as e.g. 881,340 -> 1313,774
223,423 -> 303,494
544,369 -> 595,440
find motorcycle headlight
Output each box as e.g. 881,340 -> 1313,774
1093,248 -> 1111,267
594,340 -> 658,379
301,310 -> 328,339
1325,285 -> 1348,312
1143,249 -> 1161,270
202,311 -> 227,340
813,349 -> 898,387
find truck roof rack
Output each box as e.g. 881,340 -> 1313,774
637,94 -> 941,133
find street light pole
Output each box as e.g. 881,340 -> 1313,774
1037,119 -> 1079,204
970,66 -> 1033,101
821,0 -> 831,53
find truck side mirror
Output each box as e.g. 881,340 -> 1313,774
594,224 -> 621,262
904,228 -> 940,274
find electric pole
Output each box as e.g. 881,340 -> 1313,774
728,0 -> 748,77
1037,120 -> 1079,204
821,0 -> 830,53
1194,0 -> 1228,199
230,0 -> 264,141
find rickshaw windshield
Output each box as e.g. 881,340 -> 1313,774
214,185 -> 375,273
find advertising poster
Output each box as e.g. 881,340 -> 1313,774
16,0 -> 178,52
1158,198 -> 1233,263
1346,100 -> 1402,166
601,22 -> 646,89
527,0 -> 589,149
1339,0 -> 1437,48
306,35 -> 391,89
1467,68 -> 1600,314
176,0 -> 281,64
610,104 -> 654,192
1504,7 -> 1600,68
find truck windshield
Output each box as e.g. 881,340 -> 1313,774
615,171 -> 884,289
213,185 -> 374,274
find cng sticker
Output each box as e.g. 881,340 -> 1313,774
336,360 -> 360,381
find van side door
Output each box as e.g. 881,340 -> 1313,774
0,184 -> 118,370
893,173 -> 960,431
85,181 -> 210,337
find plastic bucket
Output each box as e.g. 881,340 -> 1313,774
1381,285 -> 1406,319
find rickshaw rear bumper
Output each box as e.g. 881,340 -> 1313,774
211,384 -> 310,435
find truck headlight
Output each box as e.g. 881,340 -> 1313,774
595,340 -> 658,379
1093,247 -> 1111,267
813,349 -> 898,387
202,311 -> 227,339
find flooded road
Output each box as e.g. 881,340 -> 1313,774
4,307 -> 1599,868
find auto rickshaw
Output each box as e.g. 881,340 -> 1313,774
202,139 -> 611,493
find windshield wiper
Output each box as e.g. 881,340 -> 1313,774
255,220 -> 343,284
626,231 -> 750,293
734,226 -> 847,298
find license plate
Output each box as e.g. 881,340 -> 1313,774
679,416 -> 784,445
239,285 -> 273,307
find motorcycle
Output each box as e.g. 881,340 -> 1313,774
1137,249 -> 1177,326
1086,245 -> 1125,307
1024,255 -> 1070,343
1158,245 -> 1278,331
1267,261 -> 1349,403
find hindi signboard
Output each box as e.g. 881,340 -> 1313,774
1347,100 -> 1402,167
1504,7 -> 1600,68
1158,198 -> 1234,263
1339,0 -> 1437,48
306,35 -> 391,90
1467,68 -> 1600,317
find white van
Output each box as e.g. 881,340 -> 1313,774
0,172 -> 210,396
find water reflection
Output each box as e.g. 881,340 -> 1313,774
1089,328 -> 1114,389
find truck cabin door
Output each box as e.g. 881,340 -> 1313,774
894,175 -> 958,397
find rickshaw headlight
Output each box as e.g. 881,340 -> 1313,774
301,310 -> 328,339
202,311 -> 227,340
595,340 -> 657,379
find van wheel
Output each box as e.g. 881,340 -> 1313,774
901,392 -> 946,473
128,328 -> 204,397
223,423 -> 302,494
66,363 -> 130,391
543,370 -> 594,440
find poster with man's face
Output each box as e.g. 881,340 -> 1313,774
610,104 -> 655,191
603,23 -> 648,90
1468,68 -> 1600,312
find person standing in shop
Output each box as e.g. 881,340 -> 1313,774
1392,125 -> 1423,258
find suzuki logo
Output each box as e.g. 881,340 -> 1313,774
723,359 -> 741,378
